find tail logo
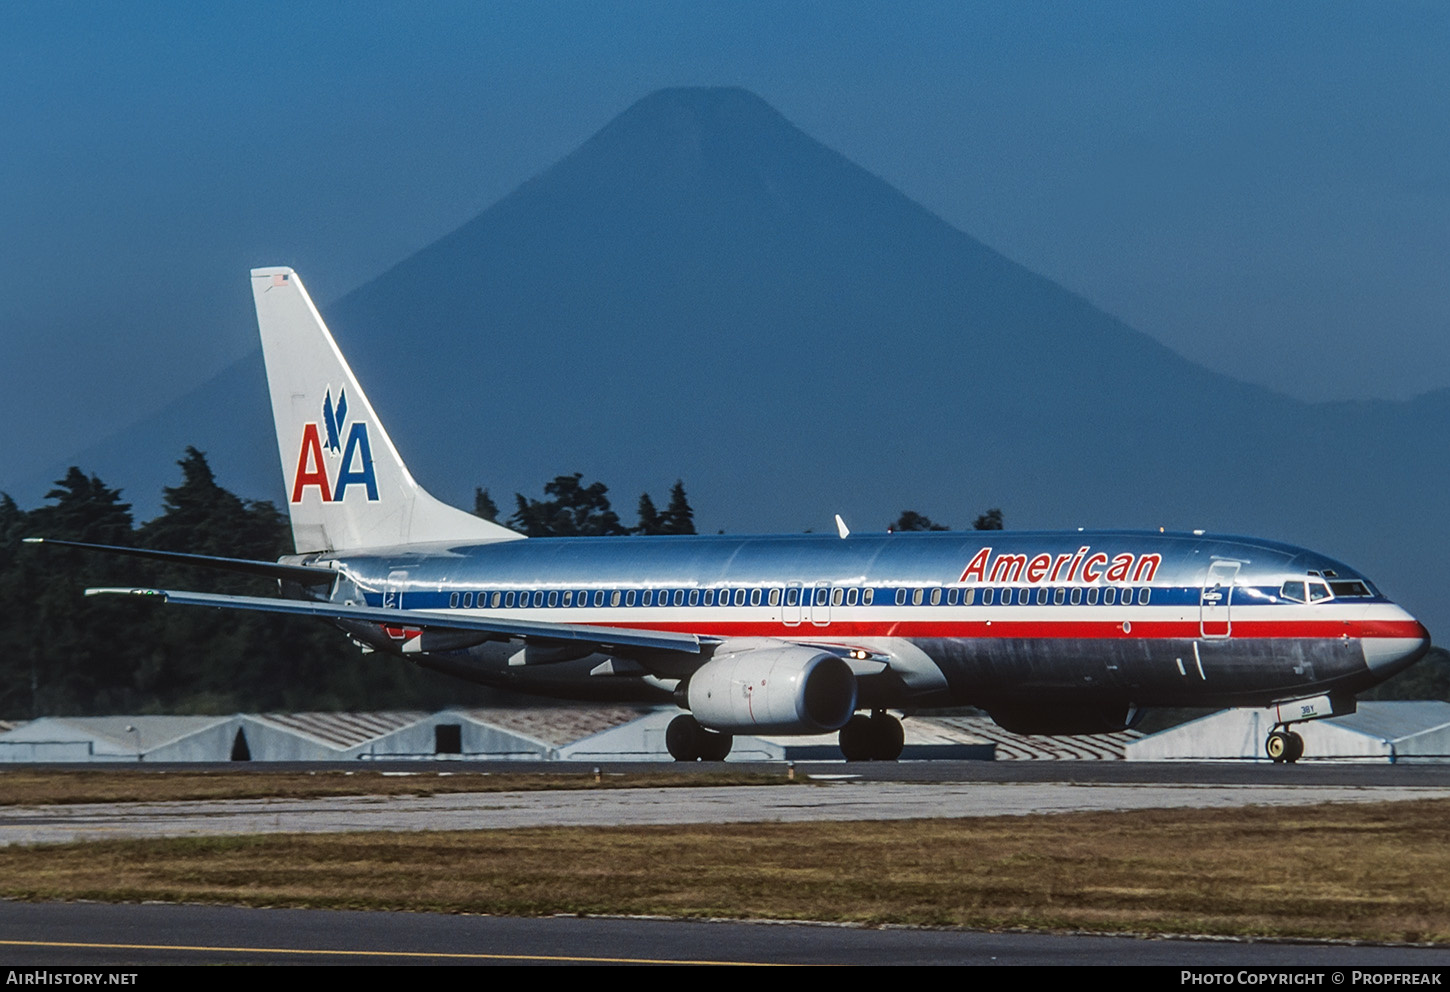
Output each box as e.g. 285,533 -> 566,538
291,387 -> 379,504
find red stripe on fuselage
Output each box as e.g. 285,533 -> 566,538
513,618 -> 1426,641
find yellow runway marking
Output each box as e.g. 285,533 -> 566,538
0,937 -> 787,966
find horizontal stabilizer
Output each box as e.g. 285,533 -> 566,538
24,538 -> 337,585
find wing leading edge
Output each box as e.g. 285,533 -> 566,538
84,586 -> 709,656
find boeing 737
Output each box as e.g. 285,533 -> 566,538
33,267 -> 1432,762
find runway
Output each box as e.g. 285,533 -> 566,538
1,778 -> 1446,846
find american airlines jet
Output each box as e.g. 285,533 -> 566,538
37,268 -> 1432,762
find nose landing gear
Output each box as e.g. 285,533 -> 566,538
1265,728 -> 1305,764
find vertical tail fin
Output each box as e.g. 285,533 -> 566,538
250,267 -> 522,552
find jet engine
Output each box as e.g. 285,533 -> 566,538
685,645 -> 857,734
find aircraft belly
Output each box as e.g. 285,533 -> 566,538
917,635 -> 1375,708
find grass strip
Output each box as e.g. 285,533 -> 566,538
2,798 -> 1448,943
0,768 -> 799,806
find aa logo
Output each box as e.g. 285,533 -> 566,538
291,387 -> 379,503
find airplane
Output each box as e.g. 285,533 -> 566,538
31,267 -> 1432,763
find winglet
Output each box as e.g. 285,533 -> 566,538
834,514 -> 851,539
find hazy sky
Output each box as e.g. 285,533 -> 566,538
4,1 -> 1448,493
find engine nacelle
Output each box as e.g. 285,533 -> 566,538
686,645 -> 857,734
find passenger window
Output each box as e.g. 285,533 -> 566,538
1104,588 -> 1117,606
911,588 -> 924,606
895,589 -> 906,606
544,591 -> 555,608
610,590 -> 621,607
787,588 -> 801,607
1053,588 -> 1065,605
702,589 -> 714,606
863,588 -> 874,606
832,587 -> 844,607
449,592 -> 459,608
562,590 -> 573,607
626,589 -> 637,607
688,589 -> 699,607
490,591 -> 502,609
1138,588 -> 1151,605
847,588 -> 859,606
769,588 -> 782,607
674,590 -> 685,607
594,590 -> 605,607
751,588 -> 762,607
530,591 -> 541,608
1279,581 -> 1307,603
504,591 -> 515,608
964,588 -> 975,606
463,592 -> 474,608
929,588 -> 941,606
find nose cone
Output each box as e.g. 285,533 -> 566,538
1361,611 -> 1432,681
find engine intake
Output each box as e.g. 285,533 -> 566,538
686,645 -> 857,734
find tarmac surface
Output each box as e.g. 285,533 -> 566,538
3,901 -> 1450,966
4,761 -> 1449,966
1,778 -> 1446,846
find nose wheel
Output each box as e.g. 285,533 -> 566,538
1265,728 -> 1305,764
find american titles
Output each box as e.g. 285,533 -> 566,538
960,546 -> 1161,585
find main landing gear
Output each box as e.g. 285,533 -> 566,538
665,714 -> 733,761
1265,727 -> 1305,764
839,710 -> 905,762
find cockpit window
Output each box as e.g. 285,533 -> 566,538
1308,582 -> 1332,602
1329,580 -> 1372,597
1279,581 -> 1306,603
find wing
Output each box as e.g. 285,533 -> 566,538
85,586 -> 711,656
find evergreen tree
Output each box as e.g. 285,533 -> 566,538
890,510 -> 948,532
660,480 -> 696,535
18,469 -> 139,715
634,492 -> 663,535
510,474 -> 627,537
30,467 -> 134,546
473,487 -> 500,522
973,508 -> 1004,531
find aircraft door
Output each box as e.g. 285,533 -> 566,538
811,583 -> 832,627
1200,560 -> 1239,638
784,582 -> 803,626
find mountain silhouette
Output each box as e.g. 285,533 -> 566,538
36,87 -> 1450,635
